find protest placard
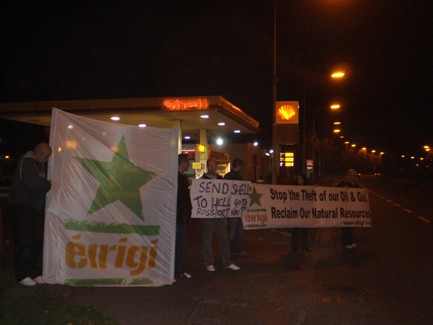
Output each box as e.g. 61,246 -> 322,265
190,179 -> 252,219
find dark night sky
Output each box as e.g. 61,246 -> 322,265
1,0 -> 432,157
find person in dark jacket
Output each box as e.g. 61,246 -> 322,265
224,159 -> 248,257
338,169 -> 360,249
175,154 -> 192,278
291,174 -> 310,252
200,159 -> 240,272
8,142 -> 52,286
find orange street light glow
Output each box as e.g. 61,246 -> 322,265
330,104 -> 341,110
333,129 -> 341,133
331,71 -> 345,79
334,121 -> 341,125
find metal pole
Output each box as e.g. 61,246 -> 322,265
312,109 -> 316,179
272,0 -> 278,185
302,83 -> 306,175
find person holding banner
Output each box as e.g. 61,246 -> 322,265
291,174 -> 311,253
7,142 -> 52,286
200,159 -> 240,272
175,154 -> 192,278
224,159 -> 248,257
338,169 -> 360,249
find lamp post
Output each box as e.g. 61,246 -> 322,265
272,0 -> 278,184
307,68 -> 346,178
273,6 -> 347,182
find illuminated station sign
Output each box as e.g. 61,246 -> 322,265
275,101 -> 299,124
280,152 -> 295,167
162,98 -> 209,111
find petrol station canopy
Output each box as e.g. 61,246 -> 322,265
0,96 -> 260,141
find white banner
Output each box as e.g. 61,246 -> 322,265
190,179 -> 251,218
43,108 -> 178,286
243,184 -> 371,229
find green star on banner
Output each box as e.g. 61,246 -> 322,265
249,186 -> 263,207
75,136 -> 157,220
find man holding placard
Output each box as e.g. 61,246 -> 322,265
200,159 -> 240,272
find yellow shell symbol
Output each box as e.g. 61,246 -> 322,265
278,105 -> 296,120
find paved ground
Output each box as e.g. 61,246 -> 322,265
1,217 -> 397,325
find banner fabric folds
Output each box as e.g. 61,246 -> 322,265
43,108 -> 178,286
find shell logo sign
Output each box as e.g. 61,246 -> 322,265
276,101 -> 299,124
162,98 -> 208,111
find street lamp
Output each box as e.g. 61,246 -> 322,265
331,71 -> 345,79
309,97 -> 345,179
273,5 -> 347,181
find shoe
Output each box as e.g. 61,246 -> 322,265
206,265 -> 216,272
225,264 -> 240,271
33,276 -> 45,284
182,272 -> 192,279
233,251 -> 249,257
344,244 -> 353,249
19,277 -> 36,286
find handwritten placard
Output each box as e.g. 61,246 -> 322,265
190,179 -> 252,219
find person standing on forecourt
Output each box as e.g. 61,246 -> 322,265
8,142 -> 52,286
175,154 -> 192,278
338,169 -> 360,249
291,174 -> 311,252
224,159 -> 248,257
200,159 -> 240,272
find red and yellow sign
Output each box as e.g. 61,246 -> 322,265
162,98 -> 209,111
275,101 -> 299,124
195,144 -> 205,152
